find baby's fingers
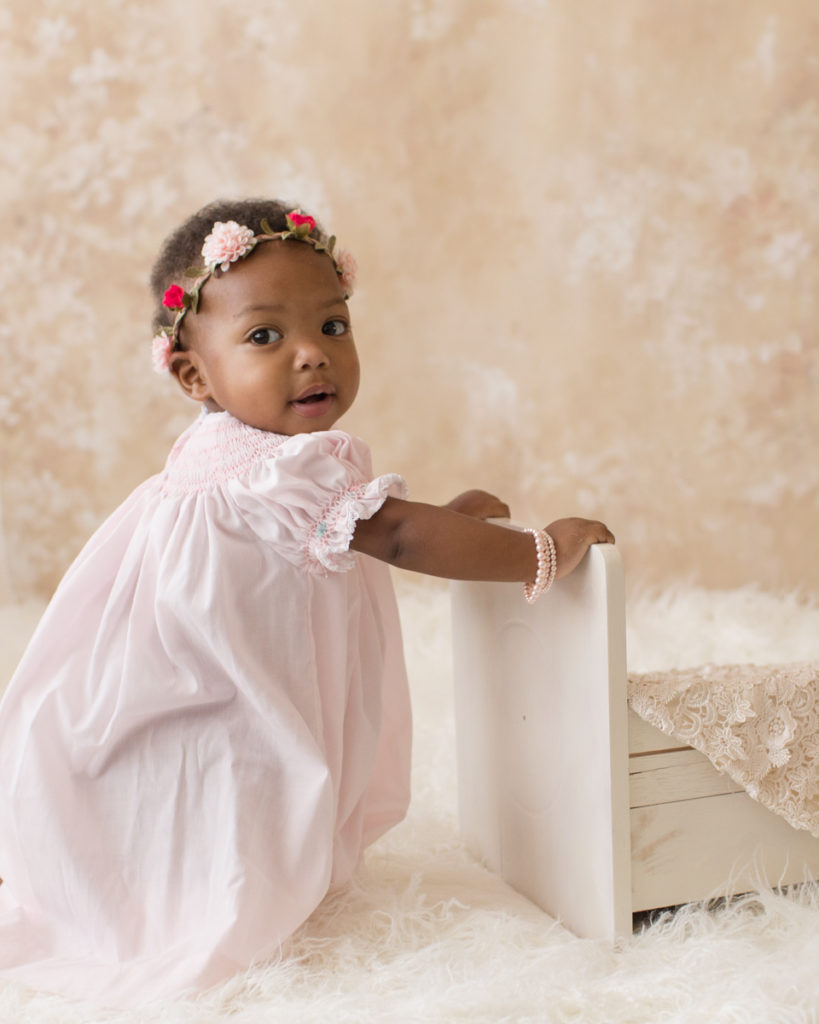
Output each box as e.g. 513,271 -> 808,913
545,517 -> 615,580
591,521 -> 615,545
446,489 -> 511,520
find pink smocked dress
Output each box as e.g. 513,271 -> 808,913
0,411 -> 412,1005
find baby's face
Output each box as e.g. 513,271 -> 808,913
175,241 -> 360,435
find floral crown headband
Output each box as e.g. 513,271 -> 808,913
152,210 -> 357,373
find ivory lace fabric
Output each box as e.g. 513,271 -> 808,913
0,411 -> 412,1005
628,661 -> 819,836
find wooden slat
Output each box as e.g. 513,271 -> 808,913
628,707 -> 691,756
630,758 -> 744,808
631,791 -> 819,912
629,748 -> 705,773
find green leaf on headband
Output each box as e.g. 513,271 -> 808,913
184,266 -> 206,278
190,290 -> 200,314
260,218 -> 274,236
327,235 -> 336,254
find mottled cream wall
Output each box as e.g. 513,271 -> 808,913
1,0 -> 817,601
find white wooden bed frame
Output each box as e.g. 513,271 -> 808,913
451,543 -> 819,939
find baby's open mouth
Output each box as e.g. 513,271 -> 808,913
291,388 -> 336,416
295,392 -> 330,404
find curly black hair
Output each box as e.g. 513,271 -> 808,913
148,197 -> 331,339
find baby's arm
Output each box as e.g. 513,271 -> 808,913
350,497 -> 614,584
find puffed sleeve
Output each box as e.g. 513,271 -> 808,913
230,430 -> 407,575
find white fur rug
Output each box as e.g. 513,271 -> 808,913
2,582 -> 819,1023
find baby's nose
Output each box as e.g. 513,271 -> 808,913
294,336 -> 329,368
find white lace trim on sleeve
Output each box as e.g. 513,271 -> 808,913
306,473 -> 407,575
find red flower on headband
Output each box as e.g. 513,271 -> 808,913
163,285 -> 186,311
287,210 -> 317,234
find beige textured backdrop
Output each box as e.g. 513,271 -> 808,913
1,0 -> 817,601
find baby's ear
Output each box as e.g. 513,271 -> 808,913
169,350 -> 211,403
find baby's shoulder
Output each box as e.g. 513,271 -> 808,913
162,412 -> 289,496
160,412 -> 363,497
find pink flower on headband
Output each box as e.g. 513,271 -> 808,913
335,249 -> 357,296
152,333 -> 173,374
287,210 -> 316,233
162,284 -> 186,310
201,221 -> 257,272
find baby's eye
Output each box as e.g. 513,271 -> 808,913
322,318 -> 348,337
248,328 -> 282,346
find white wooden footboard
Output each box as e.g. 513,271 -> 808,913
451,543 -> 632,940
453,542 -> 819,937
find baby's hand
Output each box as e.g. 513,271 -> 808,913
445,490 -> 511,521
546,517 -> 615,580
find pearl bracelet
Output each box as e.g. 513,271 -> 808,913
523,528 -> 557,604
